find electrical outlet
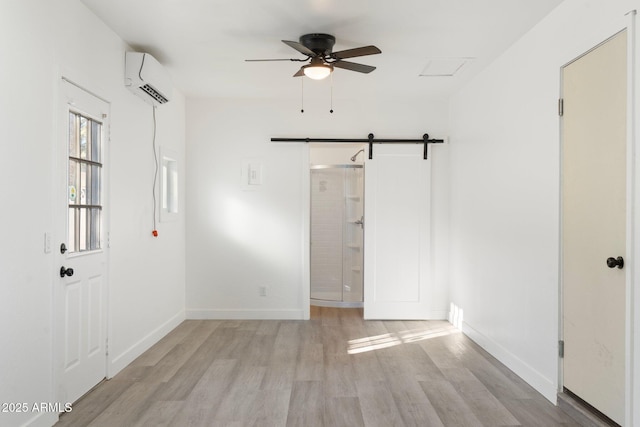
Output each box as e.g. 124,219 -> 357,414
259,286 -> 267,297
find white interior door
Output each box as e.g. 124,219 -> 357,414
561,30 -> 627,424
363,144 -> 430,319
56,80 -> 109,405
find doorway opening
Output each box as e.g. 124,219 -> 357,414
309,144 -> 365,309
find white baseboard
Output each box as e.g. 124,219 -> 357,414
363,309 -> 449,320
21,411 -> 57,427
428,309 -> 450,320
186,308 -> 305,320
108,309 -> 185,377
462,321 -> 558,404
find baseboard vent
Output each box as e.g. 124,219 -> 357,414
557,390 -> 620,427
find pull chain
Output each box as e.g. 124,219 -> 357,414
300,76 -> 304,113
330,71 -> 334,113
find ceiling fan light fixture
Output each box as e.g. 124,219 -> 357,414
303,63 -> 332,80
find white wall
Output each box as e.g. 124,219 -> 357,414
448,0 -> 639,417
0,1 -> 186,426
186,95 -> 450,320
309,143 -> 366,165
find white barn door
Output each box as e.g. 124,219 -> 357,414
363,144 -> 431,319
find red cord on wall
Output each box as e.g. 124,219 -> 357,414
152,230 -> 158,237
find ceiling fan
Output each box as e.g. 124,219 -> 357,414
246,33 -> 381,80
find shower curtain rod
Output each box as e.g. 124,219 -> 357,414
270,133 -> 444,159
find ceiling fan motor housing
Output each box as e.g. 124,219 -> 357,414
300,33 -> 336,56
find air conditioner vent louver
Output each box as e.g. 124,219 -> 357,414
141,84 -> 169,104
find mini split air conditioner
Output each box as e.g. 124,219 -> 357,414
125,52 -> 171,106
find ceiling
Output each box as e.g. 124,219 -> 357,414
82,0 -> 565,101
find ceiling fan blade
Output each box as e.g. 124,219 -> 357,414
333,60 -> 376,74
293,68 -> 305,77
245,58 -> 297,62
332,45 -> 381,59
282,40 -> 315,57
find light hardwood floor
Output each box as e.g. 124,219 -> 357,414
56,307 -> 580,426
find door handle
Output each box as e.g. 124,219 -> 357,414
606,256 -> 624,269
60,266 -> 74,278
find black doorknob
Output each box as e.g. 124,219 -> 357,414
60,266 -> 74,278
606,256 -> 624,269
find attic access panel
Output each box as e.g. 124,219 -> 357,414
419,58 -> 474,77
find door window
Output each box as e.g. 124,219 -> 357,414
68,111 -> 102,253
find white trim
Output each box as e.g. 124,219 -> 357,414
49,67 -> 62,427
364,311 -> 448,321
61,76 -> 110,105
424,310 -> 449,320
186,309 -> 305,320
301,144 -> 311,320
159,146 -> 180,223
557,54 -> 566,397
462,321 -> 558,404
108,309 -> 185,377
626,9 -> 638,427
19,412 -> 58,427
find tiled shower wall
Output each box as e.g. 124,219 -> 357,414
310,167 -> 363,303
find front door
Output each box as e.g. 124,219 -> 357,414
561,30 -> 627,424
55,80 -> 109,404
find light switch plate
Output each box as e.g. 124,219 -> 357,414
241,159 -> 265,191
248,163 -> 262,185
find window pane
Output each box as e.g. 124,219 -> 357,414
85,163 -> 92,206
80,162 -> 87,205
80,116 -> 88,160
68,159 -> 79,205
68,208 -> 76,253
162,164 -> 168,210
90,208 -> 100,250
79,208 -> 87,251
91,165 -> 101,205
69,113 -> 78,158
91,121 -> 101,163
169,167 -> 178,213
